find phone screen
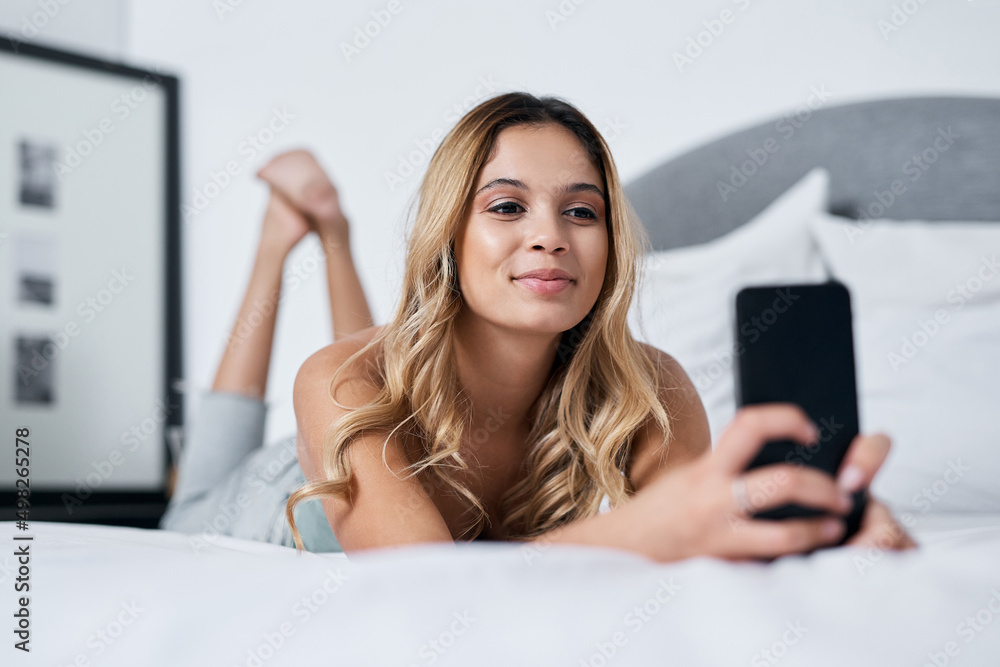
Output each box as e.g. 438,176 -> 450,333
734,281 -> 866,538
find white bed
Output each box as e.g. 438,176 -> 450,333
5,514 -> 1000,666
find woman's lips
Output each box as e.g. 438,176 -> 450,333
513,277 -> 573,295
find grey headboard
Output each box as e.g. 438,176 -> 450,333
624,96 -> 1000,252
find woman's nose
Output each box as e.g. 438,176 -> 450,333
525,209 -> 568,252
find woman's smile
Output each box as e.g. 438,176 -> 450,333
512,276 -> 574,295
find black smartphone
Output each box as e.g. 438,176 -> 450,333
733,280 -> 867,545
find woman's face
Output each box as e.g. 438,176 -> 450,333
454,123 -> 609,336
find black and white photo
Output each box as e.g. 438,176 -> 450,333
16,234 -> 57,306
14,334 -> 55,405
18,138 -> 58,208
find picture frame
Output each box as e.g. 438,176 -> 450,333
0,37 -> 182,527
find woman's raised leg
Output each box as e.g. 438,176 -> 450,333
164,151 -> 374,507
211,190 -> 308,398
256,149 -> 374,340
164,190 -> 309,509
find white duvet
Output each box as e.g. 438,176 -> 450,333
5,516 -> 1000,666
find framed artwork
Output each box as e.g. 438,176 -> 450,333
0,37 -> 182,527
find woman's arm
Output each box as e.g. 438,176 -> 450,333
627,345 -> 712,493
519,345 -> 712,557
293,340 -> 455,554
524,403 -> 911,563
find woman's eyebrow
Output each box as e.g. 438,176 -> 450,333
564,182 -> 606,199
475,177 -> 605,199
475,177 -> 527,196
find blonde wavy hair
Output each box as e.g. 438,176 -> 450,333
286,92 -> 671,550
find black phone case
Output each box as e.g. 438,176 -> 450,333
733,281 -> 867,546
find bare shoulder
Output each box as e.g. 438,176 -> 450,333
637,342 -> 684,387
292,324 -> 454,550
292,325 -> 387,470
295,325 -> 386,401
627,342 -> 712,492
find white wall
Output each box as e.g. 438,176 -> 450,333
0,0 -> 129,61
26,0 -> 998,445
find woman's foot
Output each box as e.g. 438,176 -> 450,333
256,149 -> 349,245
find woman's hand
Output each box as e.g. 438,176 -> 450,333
620,403 -> 914,563
835,433 -> 918,551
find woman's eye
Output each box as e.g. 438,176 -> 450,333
566,207 -> 597,220
488,202 -> 524,215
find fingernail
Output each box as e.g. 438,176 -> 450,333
822,519 -> 844,540
838,491 -> 853,513
807,422 -> 821,443
838,465 -> 863,493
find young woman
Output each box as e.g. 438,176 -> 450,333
163,93 -> 915,562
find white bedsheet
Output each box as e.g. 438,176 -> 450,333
5,517 -> 1000,666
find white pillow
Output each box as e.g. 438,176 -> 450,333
628,168 -> 830,442
809,211 -> 1000,515
809,213 -> 1000,310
